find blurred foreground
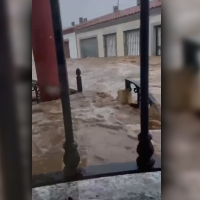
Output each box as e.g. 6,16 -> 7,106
1,0 -> 200,200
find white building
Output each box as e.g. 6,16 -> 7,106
63,0 -> 161,59
63,28 -> 78,59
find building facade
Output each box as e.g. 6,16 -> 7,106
62,0 -> 161,59
63,32 -> 78,59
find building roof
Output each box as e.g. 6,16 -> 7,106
63,0 -> 161,34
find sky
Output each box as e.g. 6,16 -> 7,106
59,0 -> 137,29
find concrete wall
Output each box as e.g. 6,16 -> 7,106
76,14 -> 161,58
63,32 -> 78,58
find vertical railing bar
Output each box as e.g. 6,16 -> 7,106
155,25 -> 159,56
136,0 -> 155,171
140,0 -> 149,133
49,0 -> 80,177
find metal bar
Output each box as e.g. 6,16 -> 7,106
140,0 -> 149,135
32,159 -> 161,188
136,0 -> 155,170
49,0 -> 80,177
155,26 -> 158,55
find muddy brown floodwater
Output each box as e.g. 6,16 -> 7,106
32,56 -> 161,175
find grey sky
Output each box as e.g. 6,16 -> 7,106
59,0 -> 137,29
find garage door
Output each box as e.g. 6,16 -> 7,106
80,37 -> 98,58
104,33 -> 117,57
124,29 -> 140,56
155,25 -> 161,56
64,41 -> 70,58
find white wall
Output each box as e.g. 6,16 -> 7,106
32,52 -> 37,80
63,32 -> 78,58
76,14 -> 161,58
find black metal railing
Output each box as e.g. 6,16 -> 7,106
125,79 -> 158,108
32,0 -> 161,188
32,80 -> 40,103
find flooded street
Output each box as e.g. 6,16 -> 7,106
32,56 -> 161,175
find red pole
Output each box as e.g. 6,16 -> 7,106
32,0 -> 60,102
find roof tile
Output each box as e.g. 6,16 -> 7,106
63,0 -> 161,33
